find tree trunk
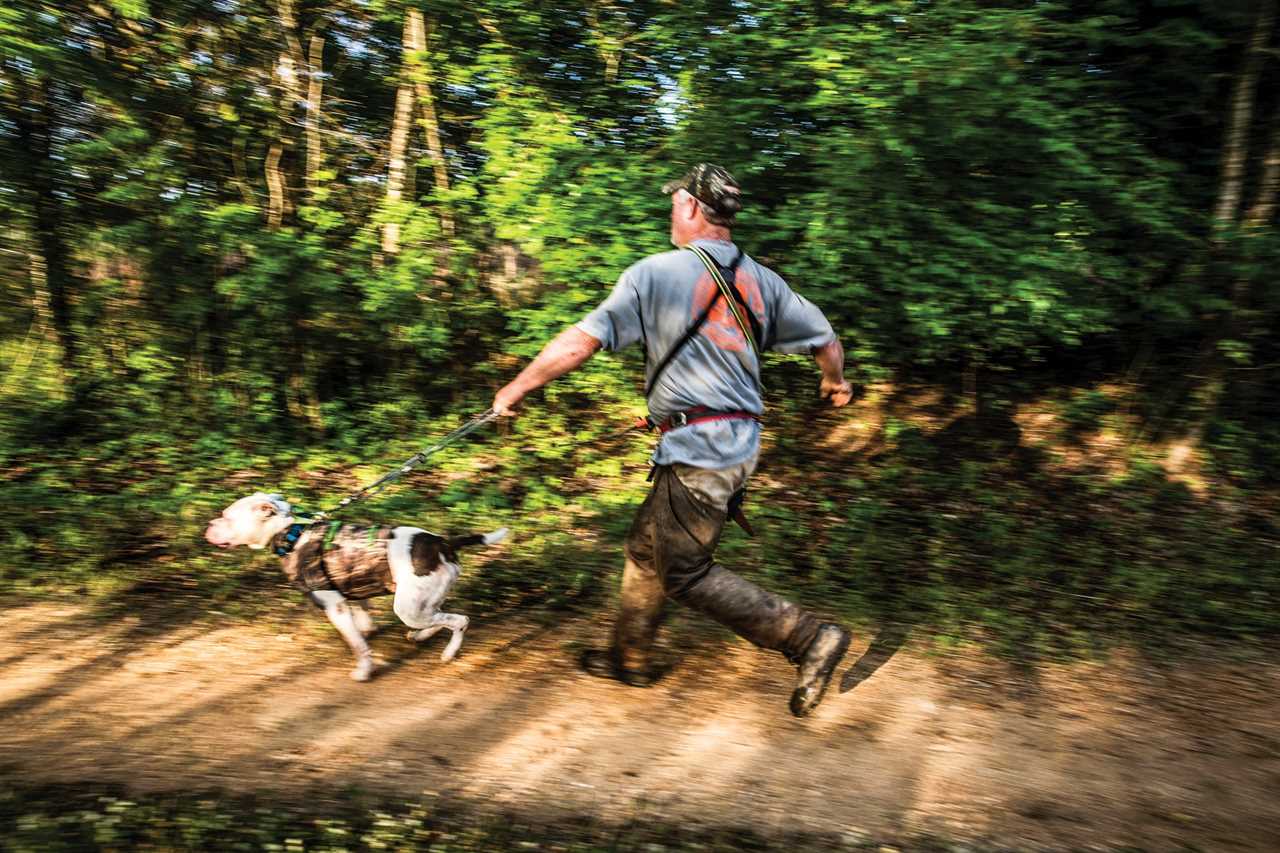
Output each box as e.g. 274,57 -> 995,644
13,82 -> 78,376
1212,0 -> 1275,240
409,11 -> 453,236
266,0 -> 306,228
1225,117 -> 1280,320
305,33 -> 326,194
381,9 -> 421,255
585,3 -> 624,83
1188,0 -> 1278,442
0,234 -> 55,397
1223,2 -> 1280,332
265,140 -> 287,228
232,136 -> 258,206
1244,116 -> 1280,229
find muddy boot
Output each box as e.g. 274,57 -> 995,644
674,564 -> 831,711
579,648 -> 661,687
790,623 -> 851,718
582,556 -> 666,687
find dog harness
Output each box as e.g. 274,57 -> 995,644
272,521 -> 397,600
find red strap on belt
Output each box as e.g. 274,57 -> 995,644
656,407 -> 760,434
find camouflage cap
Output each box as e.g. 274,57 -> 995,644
661,163 -> 743,217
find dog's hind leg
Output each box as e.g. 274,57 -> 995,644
310,590 -> 377,681
398,607 -> 466,661
429,612 -> 469,662
408,623 -> 445,644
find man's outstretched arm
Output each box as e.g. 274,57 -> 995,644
493,326 -> 603,415
813,338 -> 853,407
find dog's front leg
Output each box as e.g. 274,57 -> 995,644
310,590 -> 377,681
350,601 -> 377,638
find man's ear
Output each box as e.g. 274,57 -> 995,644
676,191 -> 692,218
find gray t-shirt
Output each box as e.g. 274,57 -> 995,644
576,239 -> 836,469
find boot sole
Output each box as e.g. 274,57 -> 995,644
790,628 -> 851,717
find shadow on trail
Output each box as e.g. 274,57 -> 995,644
7,557 -> 282,645
0,557 -> 286,719
0,492 -> 634,728
840,623 -> 910,694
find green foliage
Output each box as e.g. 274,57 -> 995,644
1,0 -> 1278,654
0,783 -> 939,852
1062,389 -> 1117,434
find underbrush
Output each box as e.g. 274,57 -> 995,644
2,373 -> 1277,659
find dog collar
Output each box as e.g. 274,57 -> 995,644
274,522 -> 307,557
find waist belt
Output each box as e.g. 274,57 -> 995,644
652,407 -> 760,434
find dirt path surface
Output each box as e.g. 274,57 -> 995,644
2,601 -> 1279,851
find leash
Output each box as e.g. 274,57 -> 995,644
310,409 -> 499,521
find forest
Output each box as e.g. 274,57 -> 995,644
3,0 -> 1279,655
6,2 -> 1280,850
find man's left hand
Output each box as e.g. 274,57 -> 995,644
820,377 -> 854,408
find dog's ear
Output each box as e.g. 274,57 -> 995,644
263,493 -> 291,515
254,500 -> 279,519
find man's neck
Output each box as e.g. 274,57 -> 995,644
684,225 -> 732,244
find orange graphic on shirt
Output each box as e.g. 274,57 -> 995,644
691,269 -> 765,352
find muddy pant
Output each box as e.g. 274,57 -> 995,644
614,462 -> 822,671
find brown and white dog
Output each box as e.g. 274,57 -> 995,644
205,492 -> 507,681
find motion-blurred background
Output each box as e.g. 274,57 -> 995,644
2,2 -> 1279,845
5,0 -> 1280,655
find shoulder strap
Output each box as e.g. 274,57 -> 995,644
643,248 -> 744,399
685,244 -> 764,356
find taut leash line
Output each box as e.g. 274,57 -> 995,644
313,409 -> 499,520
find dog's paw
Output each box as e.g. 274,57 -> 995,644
350,657 -> 378,682
440,622 -> 468,663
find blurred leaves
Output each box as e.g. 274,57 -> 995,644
0,0 -> 1278,648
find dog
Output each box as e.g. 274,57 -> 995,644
205,492 -> 507,681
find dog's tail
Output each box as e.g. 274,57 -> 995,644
447,527 -> 509,551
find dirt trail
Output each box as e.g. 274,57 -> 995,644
2,601 -> 1278,850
